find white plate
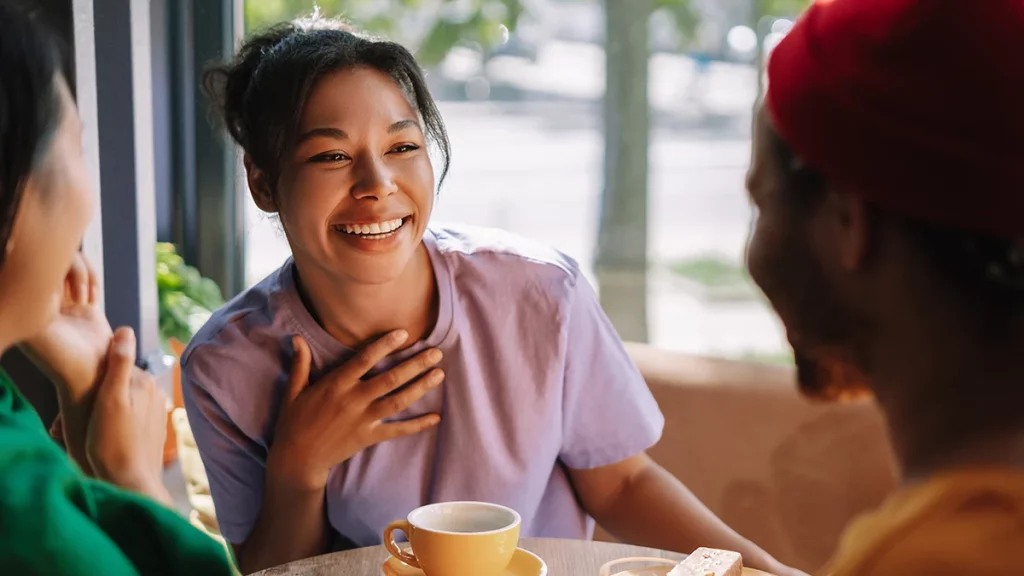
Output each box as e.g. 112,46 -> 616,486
606,568 -> 774,576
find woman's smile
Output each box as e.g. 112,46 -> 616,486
331,215 -> 413,252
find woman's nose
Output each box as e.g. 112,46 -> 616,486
350,155 -> 398,200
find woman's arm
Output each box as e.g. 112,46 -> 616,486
230,452 -> 332,575
568,453 -> 806,576
226,334 -> 442,574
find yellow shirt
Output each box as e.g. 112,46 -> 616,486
826,469 -> 1024,575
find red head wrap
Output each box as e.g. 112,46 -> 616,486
766,0 -> 1024,238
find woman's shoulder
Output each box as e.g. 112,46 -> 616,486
181,263 -> 295,381
429,223 -> 583,290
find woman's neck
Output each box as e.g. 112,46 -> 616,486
293,244 -> 438,348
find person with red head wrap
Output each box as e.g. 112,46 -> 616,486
745,0 -> 1024,573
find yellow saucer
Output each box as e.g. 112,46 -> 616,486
382,547 -> 547,576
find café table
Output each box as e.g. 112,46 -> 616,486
251,537 -> 685,576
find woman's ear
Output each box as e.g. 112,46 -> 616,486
244,154 -> 277,213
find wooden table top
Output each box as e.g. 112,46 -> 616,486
252,537 -> 685,576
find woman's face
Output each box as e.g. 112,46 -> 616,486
0,79 -> 93,345
260,66 -> 435,286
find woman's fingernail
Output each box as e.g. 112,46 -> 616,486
429,370 -> 444,385
427,349 -> 443,363
392,330 -> 409,343
113,328 -> 136,353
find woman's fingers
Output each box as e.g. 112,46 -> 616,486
49,414 -> 64,444
284,335 -> 312,406
364,349 -> 442,401
66,252 -> 90,304
83,253 -> 101,305
374,413 -> 441,443
97,327 -> 138,405
368,368 -> 444,421
329,330 -> 410,393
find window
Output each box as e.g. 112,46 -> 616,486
242,0 -> 805,364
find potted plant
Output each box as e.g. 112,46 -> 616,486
156,243 -> 225,466
157,242 -> 225,348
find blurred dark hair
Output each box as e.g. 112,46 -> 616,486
203,15 -> 451,199
768,125 -> 1024,337
0,2 -> 68,267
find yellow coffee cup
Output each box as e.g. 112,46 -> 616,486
383,501 -> 521,576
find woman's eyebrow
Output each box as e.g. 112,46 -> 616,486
296,120 -> 419,143
388,119 -> 420,134
297,127 -> 348,143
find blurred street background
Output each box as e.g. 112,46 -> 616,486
243,0 -> 808,362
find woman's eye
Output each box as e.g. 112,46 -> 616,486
310,152 -> 348,163
390,144 -> 420,154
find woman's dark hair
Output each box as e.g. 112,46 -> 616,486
769,125 -> 1024,336
0,2 -> 68,266
203,16 -> 451,197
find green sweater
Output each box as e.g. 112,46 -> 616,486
0,371 -> 236,575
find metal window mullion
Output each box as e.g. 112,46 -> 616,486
128,0 -> 160,358
192,0 -> 245,298
93,0 -> 170,388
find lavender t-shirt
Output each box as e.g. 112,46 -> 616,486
181,225 -> 664,547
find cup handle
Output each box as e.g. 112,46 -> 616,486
384,520 -> 420,568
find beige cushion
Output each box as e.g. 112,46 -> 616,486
626,343 -> 898,573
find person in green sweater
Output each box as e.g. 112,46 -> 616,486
0,3 -> 236,574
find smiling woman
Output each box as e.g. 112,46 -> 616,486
182,14 -> 798,576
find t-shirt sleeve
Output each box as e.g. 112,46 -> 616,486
558,275 -> 664,470
182,348 -> 268,545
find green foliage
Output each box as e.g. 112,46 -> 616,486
655,0 -> 699,43
757,0 -> 811,18
738,350 -> 794,365
416,15 -> 474,66
243,0 -> 809,68
670,255 -> 751,289
244,0 -> 527,66
156,243 -> 225,346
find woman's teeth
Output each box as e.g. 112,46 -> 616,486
335,218 -> 405,238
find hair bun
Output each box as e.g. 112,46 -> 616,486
203,23 -> 298,151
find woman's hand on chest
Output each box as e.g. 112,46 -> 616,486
266,330 -> 445,492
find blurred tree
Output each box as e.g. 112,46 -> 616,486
753,0 -> 812,97
597,0 -> 655,342
245,0 -> 526,66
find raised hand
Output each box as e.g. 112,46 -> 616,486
267,331 -> 444,491
23,252 -> 112,474
86,327 -> 171,504
24,252 -> 112,395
